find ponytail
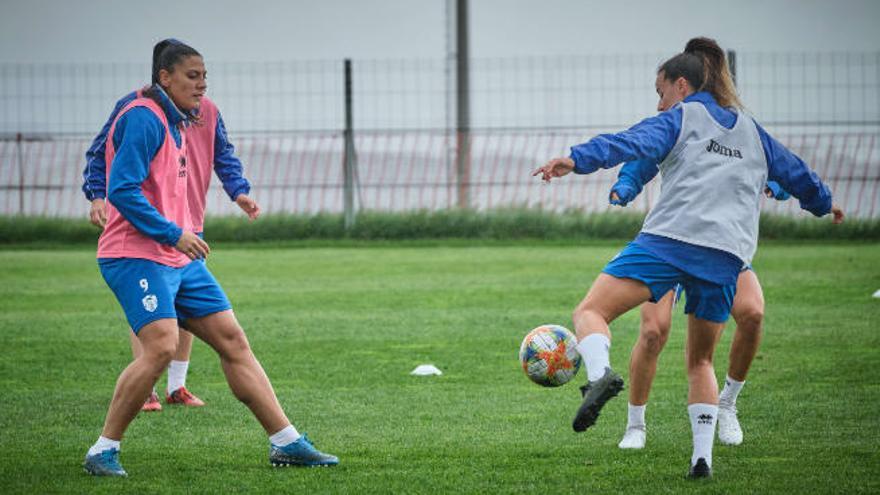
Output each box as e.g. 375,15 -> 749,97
658,37 -> 743,109
683,37 -> 742,109
151,38 -> 183,85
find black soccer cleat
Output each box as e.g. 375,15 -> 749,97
572,367 -> 624,432
686,458 -> 712,480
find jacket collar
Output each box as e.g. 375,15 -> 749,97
152,85 -> 192,127
683,91 -> 717,106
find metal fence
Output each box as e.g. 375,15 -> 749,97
2,52 -> 879,218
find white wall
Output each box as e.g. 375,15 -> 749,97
1,0 -> 878,64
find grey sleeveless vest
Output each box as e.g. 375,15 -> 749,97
641,102 -> 767,263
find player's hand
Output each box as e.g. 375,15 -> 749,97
763,186 -> 773,198
176,231 -> 210,260
830,205 -> 844,224
235,194 -> 261,220
532,157 -> 575,182
89,199 -> 108,228
610,191 -> 622,205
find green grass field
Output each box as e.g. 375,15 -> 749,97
1,242 -> 878,494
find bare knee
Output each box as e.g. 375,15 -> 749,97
733,303 -> 764,336
216,328 -> 252,362
573,299 -> 607,325
639,327 -> 667,356
139,338 -> 177,372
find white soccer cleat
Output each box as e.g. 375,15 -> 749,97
717,403 -> 743,445
618,425 -> 647,449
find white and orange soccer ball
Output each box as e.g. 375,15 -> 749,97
519,324 -> 582,387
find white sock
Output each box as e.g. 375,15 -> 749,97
269,425 -> 301,446
688,403 -> 718,468
627,403 -> 646,429
166,360 -> 189,394
719,375 -> 744,406
576,333 -> 611,382
87,436 -> 120,457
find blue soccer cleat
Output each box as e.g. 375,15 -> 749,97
83,448 -> 127,477
269,433 -> 339,467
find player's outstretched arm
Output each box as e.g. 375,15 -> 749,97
831,205 -> 844,224
532,157 -> 575,182
757,121 -> 836,218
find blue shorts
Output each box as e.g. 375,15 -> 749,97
98,258 -> 232,334
603,244 -> 736,323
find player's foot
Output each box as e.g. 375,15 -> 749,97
573,367 -> 624,432
717,402 -> 743,445
618,425 -> 646,449
142,391 -> 162,412
269,433 -> 339,467
83,448 -> 127,477
166,387 -> 205,407
686,457 -> 712,479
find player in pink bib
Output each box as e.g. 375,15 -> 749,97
83,41 -> 338,478
84,39 -> 260,411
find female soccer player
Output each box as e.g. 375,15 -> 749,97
533,37 -> 843,478
83,39 -> 260,412
609,163 -> 790,448
83,41 -> 337,477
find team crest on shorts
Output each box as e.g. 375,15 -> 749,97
142,294 -> 158,312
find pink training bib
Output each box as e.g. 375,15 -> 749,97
186,96 -> 218,232
97,97 -> 191,267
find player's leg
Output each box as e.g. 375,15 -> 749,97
684,314 -> 725,479
571,273 -> 652,432
103,322 -> 179,438
85,258 -> 182,476
619,290 -> 675,449
129,331 -> 163,412
176,261 -> 337,466
718,269 -> 764,445
165,328 -> 205,406
184,310 -> 338,466
572,243 -> 680,433
85,320 -> 179,476
681,278 -> 735,480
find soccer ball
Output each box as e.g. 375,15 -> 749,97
519,324 -> 582,387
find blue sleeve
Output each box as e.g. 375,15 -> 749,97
610,159 -> 660,206
213,112 -> 251,201
107,107 -> 183,246
81,92 -> 138,201
764,180 -> 791,201
756,122 -> 832,216
569,109 -> 681,174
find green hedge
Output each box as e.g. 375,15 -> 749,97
0,209 -> 877,245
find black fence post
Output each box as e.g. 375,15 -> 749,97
455,0 -> 471,209
16,132 -> 24,215
343,59 -> 357,230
